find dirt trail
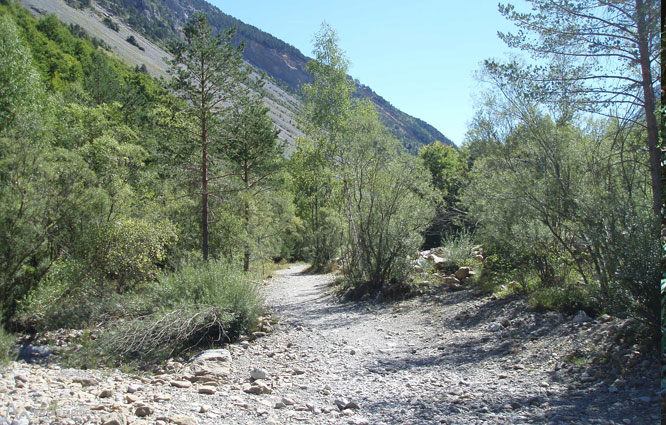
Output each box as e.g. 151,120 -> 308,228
231,264 -> 659,425
0,264 -> 660,425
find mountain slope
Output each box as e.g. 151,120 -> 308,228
20,0 -> 455,150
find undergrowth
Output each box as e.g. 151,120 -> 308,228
0,327 -> 15,365
19,260 -> 264,367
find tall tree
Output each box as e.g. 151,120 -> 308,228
221,93 -> 282,271
167,12 -> 249,261
294,23 -> 355,267
494,0 -> 661,216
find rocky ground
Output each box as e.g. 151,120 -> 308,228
1,264 -> 661,425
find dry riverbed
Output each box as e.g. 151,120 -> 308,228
1,264 -> 660,425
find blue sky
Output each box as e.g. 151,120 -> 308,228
209,1 -> 525,146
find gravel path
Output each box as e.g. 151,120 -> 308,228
1,264 -> 661,425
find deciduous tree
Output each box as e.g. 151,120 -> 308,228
494,0 -> 661,216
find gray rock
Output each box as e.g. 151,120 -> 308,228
190,349 -> 232,363
135,406 -> 153,417
198,385 -> 216,394
127,383 -> 143,393
169,415 -> 197,425
334,398 -> 349,410
250,368 -> 268,380
17,345 -> 53,363
281,397 -> 295,406
10,417 -> 28,425
345,401 -> 360,410
243,380 -> 271,395
186,349 -> 232,379
291,367 -> 305,375
573,310 -> 592,323
487,322 -> 503,332
443,276 -> 461,286
454,267 -> 472,280
99,389 -> 114,398
101,413 -> 127,425
170,380 -> 192,388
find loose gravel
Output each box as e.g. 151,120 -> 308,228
1,264 -> 660,425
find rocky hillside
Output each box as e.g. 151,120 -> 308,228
19,0 -> 454,151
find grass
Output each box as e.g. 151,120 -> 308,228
0,327 -> 15,365
437,230 -> 476,264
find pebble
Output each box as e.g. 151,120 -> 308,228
170,380 -> 192,389
135,406 -> 153,417
169,414 -> 197,425
198,386 -> 216,395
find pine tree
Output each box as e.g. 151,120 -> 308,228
167,12 -> 250,261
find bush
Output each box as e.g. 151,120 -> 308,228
102,17 -> 119,32
91,260 -> 264,364
98,218 -> 177,292
98,306 -> 235,363
527,281 -> 599,315
438,230 -> 476,264
125,36 -> 144,51
153,260 -> 264,326
14,259 -> 153,331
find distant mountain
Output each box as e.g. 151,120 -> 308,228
21,0 -> 455,150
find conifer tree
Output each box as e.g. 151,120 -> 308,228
167,12 -> 250,260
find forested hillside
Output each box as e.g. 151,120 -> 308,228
22,0 -> 454,151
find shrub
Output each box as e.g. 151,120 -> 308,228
99,218 -> 177,292
527,281 -> 599,315
91,260 -> 264,364
125,36 -> 144,51
152,260 -> 264,328
98,305 -> 235,363
14,259 -> 153,331
102,17 -> 119,32
438,230 -> 476,264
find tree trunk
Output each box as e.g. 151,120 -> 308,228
635,0 -> 662,218
243,198 -> 250,271
202,140 -> 209,261
243,160 -> 250,272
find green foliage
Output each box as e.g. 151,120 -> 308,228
221,92 -> 285,270
94,260 -> 263,363
439,230 -> 476,264
463,86 -> 659,326
527,282 -> 598,315
98,218 -> 178,292
166,12 -> 252,261
419,141 -> 466,200
14,260 -> 119,331
298,24 -> 438,287
152,260 -> 263,327
288,138 -> 343,267
0,326 -> 15,365
125,35 -> 143,51
102,17 -> 119,32
0,14 -> 44,131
